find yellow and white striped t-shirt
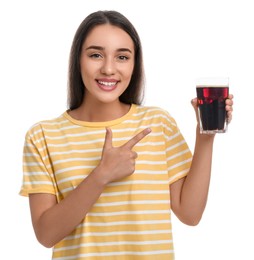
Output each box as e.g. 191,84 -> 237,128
20,104 -> 192,260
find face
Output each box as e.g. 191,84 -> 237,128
80,24 -> 135,105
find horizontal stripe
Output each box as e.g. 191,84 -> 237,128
133,107 -> 171,116
65,229 -> 172,240
52,157 -> 101,165
167,158 -> 192,171
23,162 -> 45,167
24,171 -> 48,176
56,175 -> 86,185
165,131 -> 181,141
124,113 -> 172,123
23,152 -> 40,157
41,125 -> 80,132
136,151 -> 164,155
53,250 -> 174,259
45,129 -> 105,139
135,170 -> 167,174
166,139 -> 186,151
49,151 -> 165,159
87,209 -> 170,217
28,124 -> 79,136
54,239 -> 173,252
25,141 -> 165,153
39,118 -> 67,125
167,149 -> 190,161
50,148 -> 102,156
136,160 -> 165,165
80,219 -> 171,227
33,139 -> 164,148
44,129 -> 163,140
53,139 -> 164,147
108,180 -> 169,186
23,180 -> 53,185
100,190 -> 169,197
55,166 -> 94,175
168,169 -> 189,183
60,181 -> 169,195
94,200 -> 169,207
31,120 -> 169,137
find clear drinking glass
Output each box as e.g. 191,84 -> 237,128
196,77 -> 229,134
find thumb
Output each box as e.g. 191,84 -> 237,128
191,97 -> 198,109
191,98 -> 200,123
103,127 -> 113,150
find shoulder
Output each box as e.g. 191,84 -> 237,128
25,113 -> 67,140
135,105 -> 177,126
136,105 -> 171,116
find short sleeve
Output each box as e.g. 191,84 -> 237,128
19,125 -> 56,196
162,111 -> 192,185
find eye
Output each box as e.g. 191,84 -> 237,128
89,53 -> 102,59
118,55 -> 129,61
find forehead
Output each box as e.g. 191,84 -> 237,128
83,24 -> 134,51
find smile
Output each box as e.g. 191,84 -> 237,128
97,81 -> 117,87
96,80 -> 118,91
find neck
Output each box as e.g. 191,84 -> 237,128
69,100 -> 131,122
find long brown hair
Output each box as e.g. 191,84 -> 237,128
67,10 -> 145,110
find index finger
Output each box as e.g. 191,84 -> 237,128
123,128 -> 151,149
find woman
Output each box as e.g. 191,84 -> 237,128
20,10 -> 234,259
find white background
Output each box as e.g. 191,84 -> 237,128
1,0 -> 254,259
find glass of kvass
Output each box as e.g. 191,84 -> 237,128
196,77 -> 229,134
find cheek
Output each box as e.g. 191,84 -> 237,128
80,61 -> 95,83
122,63 -> 135,80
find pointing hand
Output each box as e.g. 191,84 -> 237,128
98,127 -> 151,184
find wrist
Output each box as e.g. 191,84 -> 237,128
91,165 -> 109,188
196,126 -> 216,141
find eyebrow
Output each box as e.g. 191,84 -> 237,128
85,45 -> 133,53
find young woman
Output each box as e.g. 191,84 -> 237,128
20,10 -> 234,259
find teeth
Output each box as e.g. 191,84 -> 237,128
98,81 -> 117,86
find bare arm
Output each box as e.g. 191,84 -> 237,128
29,169 -> 105,248
170,95 -> 233,225
29,128 -> 151,248
170,128 -> 214,225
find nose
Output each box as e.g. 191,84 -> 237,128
100,57 -> 116,75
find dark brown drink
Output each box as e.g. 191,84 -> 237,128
196,86 -> 229,133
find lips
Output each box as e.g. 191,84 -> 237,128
96,79 -> 118,91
